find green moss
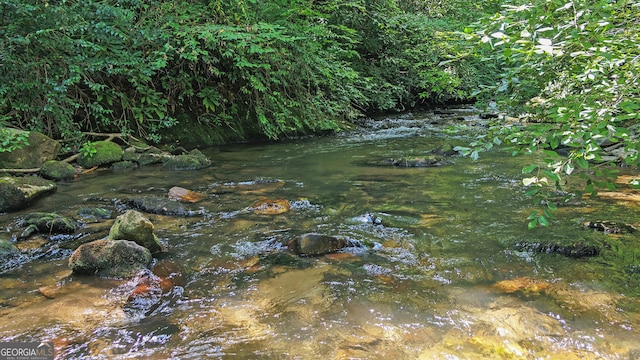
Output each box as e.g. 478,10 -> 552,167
162,149 -> 211,170
0,238 -> 18,258
111,160 -> 136,170
77,141 -> 124,168
40,160 -> 76,180
22,212 -> 78,233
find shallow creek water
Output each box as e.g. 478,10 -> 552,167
2,107 -> 640,359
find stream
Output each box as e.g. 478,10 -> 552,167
1,106 -> 640,359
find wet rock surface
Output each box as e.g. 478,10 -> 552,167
68,239 -> 152,278
514,238 -> 604,258
108,210 -> 162,253
288,233 -> 349,256
77,140 -> 124,168
168,186 -> 206,203
162,149 -> 211,170
18,212 -> 78,238
584,220 -> 637,234
0,175 -> 57,212
120,196 -> 200,217
40,160 -> 76,181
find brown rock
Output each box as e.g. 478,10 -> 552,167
288,233 -> 348,256
168,186 -> 206,203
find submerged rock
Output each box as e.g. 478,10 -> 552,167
584,221 -> 637,234
248,199 -> 290,215
492,277 -> 553,296
109,210 -> 162,253
168,186 -> 207,203
0,238 -> 19,259
78,207 -> 113,220
514,238 -> 604,258
122,196 -> 198,216
68,239 -> 152,277
288,233 -> 348,256
124,269 -> 175,316
0,175 -> 57,212
390,155 -> 449,167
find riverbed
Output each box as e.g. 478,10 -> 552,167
1,107 -> 640,359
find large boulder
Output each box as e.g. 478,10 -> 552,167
288,233 -> 348,256
68,239 -> 152,278
77,140 -> 123,168
0,175 -> 56,212
109,210 -> 163,253
0,129 -> 61,169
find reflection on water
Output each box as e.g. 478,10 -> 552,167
1,107 -> 640,359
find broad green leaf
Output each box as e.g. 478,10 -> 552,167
522,164 -> 538,174
537,215 -> 550,226
576,158 -> 589,169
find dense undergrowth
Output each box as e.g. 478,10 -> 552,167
0,0 -> 498,146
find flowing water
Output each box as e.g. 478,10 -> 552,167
2,107 -> 640,359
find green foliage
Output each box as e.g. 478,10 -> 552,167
0,128 -> 29,153
0,0 -> 492,143
463,0 -> 640,228
79,142 -> 97,158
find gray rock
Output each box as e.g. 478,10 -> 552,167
40,160 -> 76,181
109,210 -> 163,253
0,238 -> 19,259
0,175 -> 56,212
0,129 -> 61,169
288,233 -> 348,256
68,239 -> 152,278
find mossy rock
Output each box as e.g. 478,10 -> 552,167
108,210 -> 162,253
0,129 -> 61,169
77,141 -> 124,168
0,238 -> 19,259
68,239 -> 152,278
111,160 -> 136,171
121,148 -> 139,162
0,175 -> 57,212
162,149 -> 211,170
137,152 -> 162,166
21,212 -> 78,234
40,160 -> 76,181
